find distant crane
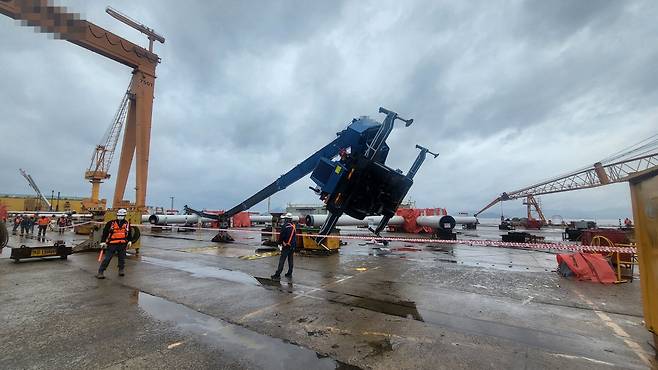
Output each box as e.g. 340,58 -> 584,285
475,134 -> 658,221
1,1 -> 164,210
19,168 -> 52,211
82,85 -> 133,211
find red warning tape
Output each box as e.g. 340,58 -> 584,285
121,222 -> 637,254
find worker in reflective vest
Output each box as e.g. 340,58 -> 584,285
96,209 -> 132,279
271,213 -> 297,280
37,215 -> 49,240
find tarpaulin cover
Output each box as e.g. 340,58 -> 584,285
232,212 -> 251,228
391,208 -> 448,233
556,252 -> 616,284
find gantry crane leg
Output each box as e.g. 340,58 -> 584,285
112,70 -> 155,210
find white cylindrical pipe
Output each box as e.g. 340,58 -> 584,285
416,215 -> 477,227
250,215 -> 300,223
148,214 -> 214,225
305,214 -> 404,227
250,215 -> 272,223
417,215 -> 479,230
452,216 -> 478,225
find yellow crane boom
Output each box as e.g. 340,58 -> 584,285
83,85 -> 133,210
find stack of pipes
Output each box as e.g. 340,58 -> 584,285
145,212 -> 478,233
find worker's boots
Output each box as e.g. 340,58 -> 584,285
118,269 -> 125,277
95,272 -> 105,279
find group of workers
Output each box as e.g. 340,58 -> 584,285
95,210 -> 299,281
11,214 -> 72,239
6,208 -> 299,282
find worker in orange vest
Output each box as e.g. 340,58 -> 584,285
271,213 -> 297,280
37,215 -> 50,240
96,209 -> 132,279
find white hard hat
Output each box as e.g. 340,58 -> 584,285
117,209 -> 128,216
282,213 -> 293,219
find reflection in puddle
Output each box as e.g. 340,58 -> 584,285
136,292 -> 360,370
181,245 -> 254,258
254,277 -> 296,293
141,256 -> 260,286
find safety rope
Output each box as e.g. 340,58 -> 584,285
117,222 -> 636,254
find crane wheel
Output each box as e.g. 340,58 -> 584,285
129,226 -> 141,243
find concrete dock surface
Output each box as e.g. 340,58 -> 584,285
1,226 -> 655,369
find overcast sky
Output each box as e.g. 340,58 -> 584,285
1,0 -> 656,219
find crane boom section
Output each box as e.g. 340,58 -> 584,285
86,88 -> 132,178
19,169 -> 51,209
0,0 -> 158,74
505,152 -> 658,200
187,118 -> 382,221
475,151 -> 658,216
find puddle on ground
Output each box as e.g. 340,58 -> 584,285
141,256 -> 260,286
329,295 -> 425,322
426,245 -> 454,254
181,245 -> 254,258
391,246 -> 421,252
254,277 -> 297,293
137,292 -> 360,370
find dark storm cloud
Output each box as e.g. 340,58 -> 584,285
1,0 -> 656,218
518,0 -> 626,43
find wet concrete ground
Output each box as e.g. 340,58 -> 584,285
0,225 -> 655,369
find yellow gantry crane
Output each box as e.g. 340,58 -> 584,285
0,1 -> 164,211
82,86 -> 133,211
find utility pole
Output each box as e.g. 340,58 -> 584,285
50,190 -> 54,211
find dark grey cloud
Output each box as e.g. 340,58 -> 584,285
518,0 -> 626,43
1,0 -> 656,219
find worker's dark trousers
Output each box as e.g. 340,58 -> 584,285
275,247 -> 294,276
37,225 -> 47,238
99,243 -> 127,273
12,223 -> 19,232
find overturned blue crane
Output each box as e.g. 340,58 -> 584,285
186,107 -> 437,248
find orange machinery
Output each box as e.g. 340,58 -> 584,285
0,1 -> 164,211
